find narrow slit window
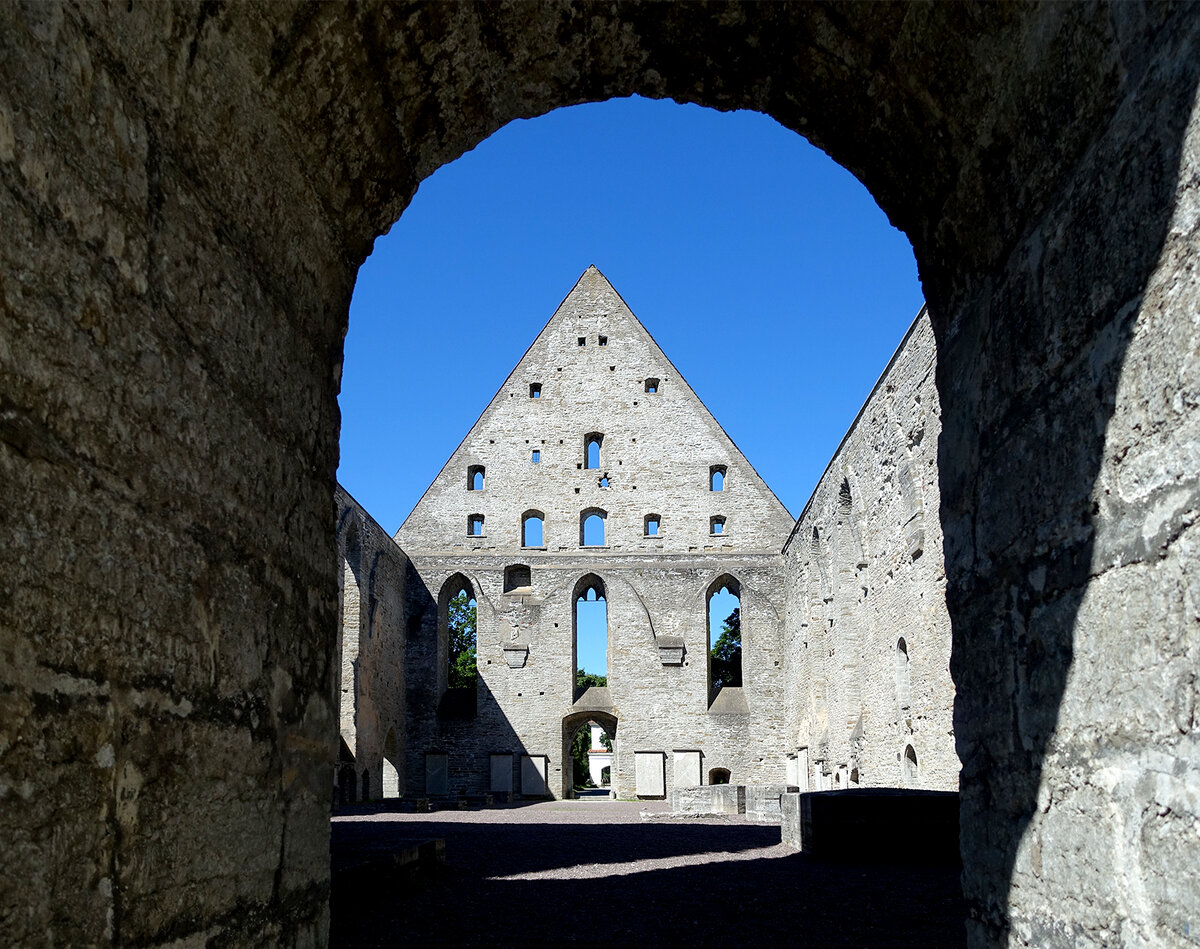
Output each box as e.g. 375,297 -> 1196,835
710,465 -> 726,491
710,515 -> 726,535
529,383 -> 542,399
578,336 -> 586,347
584,433 -> 603,469
645,377 -> 659,394
531,450 -> 540,464
644,514 -> 660,537
467,465 -> 485,491
468,514 -> 484,536
521,511 -> 544,548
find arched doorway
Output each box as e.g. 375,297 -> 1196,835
561,711 -> 619,800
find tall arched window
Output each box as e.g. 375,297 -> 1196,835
573,574 -> 608,697
710,465 -> 726,491
467,465 -> 485,491
522,510 -> 545,547
581,509 -> 607,546
440,575 -> 477,690
338,518 -> 363,763
707,575 -> 742,694
895,637 -> 912,712
903,744 -> 919,785
584,432 -> 603,469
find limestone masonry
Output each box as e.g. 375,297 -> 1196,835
335,267 -> 956,802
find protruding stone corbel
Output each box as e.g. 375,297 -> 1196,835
657,635 -> 685,666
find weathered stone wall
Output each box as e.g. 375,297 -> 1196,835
3,3 -> 1198,947
334,487 -> 408,802
401,553 -> 786,798
782,311 -> 957,793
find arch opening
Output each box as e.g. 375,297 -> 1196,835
707,576 -> 742,699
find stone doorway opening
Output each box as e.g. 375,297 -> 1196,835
562,711 -> 618,799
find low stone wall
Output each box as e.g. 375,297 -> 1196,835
745,784 -> 792,823
669,785 -> 745,816
781,789 -> 959,864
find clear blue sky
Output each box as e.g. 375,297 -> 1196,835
339,97 -> 922,675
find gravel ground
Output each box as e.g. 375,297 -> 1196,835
330,800 -> 966,948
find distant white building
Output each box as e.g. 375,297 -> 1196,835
586,721 -> 613,788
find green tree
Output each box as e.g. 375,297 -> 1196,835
575,668 -> 607,690
570,716 -> 612,789
447,591 -> 477,689
710,607 -> 742,690
571,669 -> 609,788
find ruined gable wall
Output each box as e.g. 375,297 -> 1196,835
395,268 -> 795,555
783,311 -> 958,792
334,487 -> 409,800
395,270 -> 793,798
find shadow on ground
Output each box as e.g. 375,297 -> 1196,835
330,805 -> 965,948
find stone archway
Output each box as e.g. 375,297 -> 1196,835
562,710 -> 619,800
3,5 -> 1198,946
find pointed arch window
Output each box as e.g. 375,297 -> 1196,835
440,575 -> 477,691
467,465 -> 485,491
707,576 -> 742,695
573,574 -> 608,696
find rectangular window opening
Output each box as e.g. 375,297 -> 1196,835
531,450 -> 540,464
599,335 -> 608,347
529,383 -> 542,398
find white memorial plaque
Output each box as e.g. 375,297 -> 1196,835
490,753 -> 514,793
673,750 -> 702,788
520,754 -> 548,796
635,751 -> 666,797
425,752 -> 449,795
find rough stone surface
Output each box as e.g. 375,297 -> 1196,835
2,3 -> 1198,947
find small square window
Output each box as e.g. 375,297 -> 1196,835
578,337 -> 586,347
645,515 -> 660,537
530,383 -> 542,398
645,377 -> 660,394
710,516 -> 726,535
599,335 -> 608,347
469,515 -> 485,536
531,450 -> 541,464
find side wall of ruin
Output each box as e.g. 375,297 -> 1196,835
782,311 -> 958,793
335,488 -> 409,803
